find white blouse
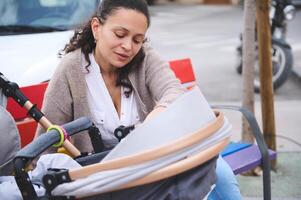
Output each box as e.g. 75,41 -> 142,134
83,53 -> 140,148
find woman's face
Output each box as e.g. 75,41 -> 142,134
91,8 -> 148,69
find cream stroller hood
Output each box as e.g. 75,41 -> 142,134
50,87 -> 231,198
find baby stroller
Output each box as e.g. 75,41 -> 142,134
0,73 -> 231,200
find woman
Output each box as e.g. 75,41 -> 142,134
36,0 -> 241,199
37,0 -> 184,152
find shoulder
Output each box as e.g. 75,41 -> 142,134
142,42 -> 160,61
48,49 -> 83,94
56,49 -> 82,74
142,42 -> 154,54
141,42 -> 169,72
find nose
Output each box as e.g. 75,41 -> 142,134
121,38 -> 132,51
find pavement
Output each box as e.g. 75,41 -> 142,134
149,1 -> 301,199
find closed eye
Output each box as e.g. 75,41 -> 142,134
115,32 -> 125,38
133,39 -> 143,44
133,36 -> 145,44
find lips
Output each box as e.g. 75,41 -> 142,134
115,52 -> 130,61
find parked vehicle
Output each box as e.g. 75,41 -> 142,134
0,0 -> 99,86
291,0 -> 301,7
236,0 -> 295,92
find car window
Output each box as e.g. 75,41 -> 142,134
0,0 -> 99,31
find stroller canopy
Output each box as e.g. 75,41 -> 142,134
50,87 -> 231,199
0,90 -> 21,175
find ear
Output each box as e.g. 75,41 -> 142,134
91,17 -> 101,41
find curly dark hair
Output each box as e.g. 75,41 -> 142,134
60,0 -> 150,97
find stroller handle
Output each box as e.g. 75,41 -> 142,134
14,117 -> 92,161
13,117 -> 93,200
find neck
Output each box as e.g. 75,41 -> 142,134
94,51 -> 117,76
100,65 -> 117,78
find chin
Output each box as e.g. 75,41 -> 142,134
112,60 -> 131,68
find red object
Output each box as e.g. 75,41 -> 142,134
6,82 -> 48,121
6,82 -> 48,147
16,118 -> 38,147
169,58 -> 196,84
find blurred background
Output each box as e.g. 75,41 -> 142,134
147,1 -> 301,199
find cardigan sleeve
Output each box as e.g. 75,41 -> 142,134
35,57 -> 73,148
143,44 -> 186,108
